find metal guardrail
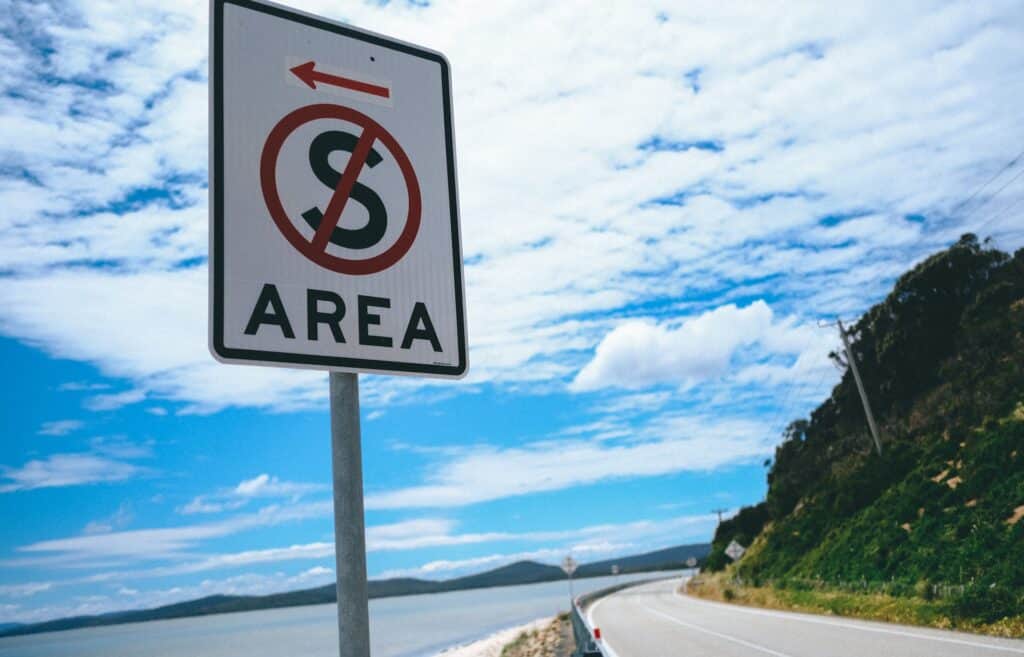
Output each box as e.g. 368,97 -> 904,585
570,578 -> 669,657
570,605 -> 603,657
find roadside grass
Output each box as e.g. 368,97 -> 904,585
685,571 -> 1024,639
500,613 -> 574,657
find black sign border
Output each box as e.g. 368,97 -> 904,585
211,0 -> 468,378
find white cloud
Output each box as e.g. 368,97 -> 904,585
594,392 -> 672,416
571,301 -> 836,393
366,414 -> 772,509
178,473 -> 328,515
84,389 -> 147,412
375,512 -> 718,579
11,501 -> 334,564
37,420 -> 83,436
573,302 -> 767,390
89,437 -> 154,460
57,382 -> 111,392
0,1 -> 1019,412
0,454 -> 143,493
233,473 -> 324,498
0,582 -> 53,598
82,502 -> 135,536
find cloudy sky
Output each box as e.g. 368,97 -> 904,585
1,0 -> 1023,624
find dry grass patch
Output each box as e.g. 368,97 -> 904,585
685,572 -> 1024,639
500,613 -> 573,657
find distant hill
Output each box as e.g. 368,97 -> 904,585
705,236 -> 1024,621
0,623 -> 20,633
0,542 -> 708,637
577,543 -> 709,577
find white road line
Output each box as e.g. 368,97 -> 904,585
642,604 -> 796,657
586,595 -> 623,657
673,589 -> 1024,654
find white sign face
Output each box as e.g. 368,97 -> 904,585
725,540 -> 746,561
210,0 -> 467,377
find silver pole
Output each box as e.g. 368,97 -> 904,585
330,372 -> 371,657
838,320 -> 883,456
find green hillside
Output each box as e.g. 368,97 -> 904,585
705,235 -> 1024,627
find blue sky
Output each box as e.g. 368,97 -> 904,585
1,0 -> 1023,624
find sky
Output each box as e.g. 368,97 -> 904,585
1,0 -> 1023,625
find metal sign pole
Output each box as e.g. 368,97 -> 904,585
330,372 -> 371,657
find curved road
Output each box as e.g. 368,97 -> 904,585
587,578 -> 1024,657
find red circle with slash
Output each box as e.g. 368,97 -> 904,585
260,103 -> 421,275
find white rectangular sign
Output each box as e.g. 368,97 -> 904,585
210,0 -> 467,377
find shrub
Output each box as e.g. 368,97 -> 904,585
949,584 -> 1022,623
914,579 -> 935,601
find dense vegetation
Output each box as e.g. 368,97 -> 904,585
706,235 -> 1024,625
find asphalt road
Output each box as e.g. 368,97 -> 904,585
586,578 -> 1024,657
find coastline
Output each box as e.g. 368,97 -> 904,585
432,617 -> 551,657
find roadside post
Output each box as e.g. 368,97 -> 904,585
561,555 -> 578,602
210,1 -> 467,655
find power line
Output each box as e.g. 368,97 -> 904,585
974,194 -> 1024,241
947,147 -> 1024,220
903,146 -> 1024,255
961,166 -> 1024,230
756,149 -> 1024,469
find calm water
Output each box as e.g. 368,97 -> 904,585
0,571 -> 686,657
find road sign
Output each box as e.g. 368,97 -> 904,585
210,0 -> 467,377
725,539 -> 746,561
561,555 -> 578,576
685,556 -> 698,568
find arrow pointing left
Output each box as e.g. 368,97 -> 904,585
290,61 -> 390,98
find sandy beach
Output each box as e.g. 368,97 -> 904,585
433,617 -> 552,657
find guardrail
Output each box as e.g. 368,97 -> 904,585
570,577 -> 672,657
570,604 -> 603,657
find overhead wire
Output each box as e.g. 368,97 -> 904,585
755,148 -> 1024,453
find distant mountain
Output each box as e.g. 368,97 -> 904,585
0,542 -> 708,638
448,560 -> 564,588
576,543 -> 710,577
0,623 -> 20,633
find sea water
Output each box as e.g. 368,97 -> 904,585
0,570 -> 685,657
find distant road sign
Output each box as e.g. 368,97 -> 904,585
211,0 -> 467,377
561,555 -> 578,576
725,540 -> 746,561
685,556 -> 698,568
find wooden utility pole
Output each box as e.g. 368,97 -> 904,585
837,319 -> 883,456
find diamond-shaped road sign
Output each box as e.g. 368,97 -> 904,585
725,539 -> 746,561
211,0 -> 467,378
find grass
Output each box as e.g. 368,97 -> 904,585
500,629 -> 537,657
500,613 -> 574,657
686,571 -> 1024,639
